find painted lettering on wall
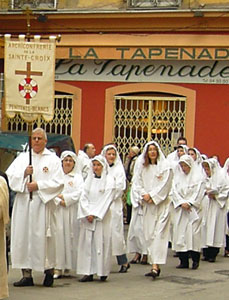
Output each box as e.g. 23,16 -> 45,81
68,47 -> 229,61
55,59 -> 229,84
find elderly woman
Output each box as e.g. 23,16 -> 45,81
201,158 -> 229,262
0,176 -> 9,299
54,151 -> 84,279
77,155 -> 115,282
131,141 -> 173,279
101,145 -> 129,273
172,155 -> 205,269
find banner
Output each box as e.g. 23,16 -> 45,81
4,35 -> 56,121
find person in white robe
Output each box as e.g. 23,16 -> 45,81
6,128 -> 64,287
54,151 -> 84,279
167,136 -> 188,167
0,176 -> 9,299
127,173 -> 148,264
124,146 -> 140,225
78,143 -> 96,180
101,145 -> 130,273
188,147 -> 203,173
168,144 -> 189,251
172,155 -> 205,269
77,155 -> 115,282
201,158 -> 229,262
168,144 -> 189,172
132,141 -> 173,279
222,158 -> 229,257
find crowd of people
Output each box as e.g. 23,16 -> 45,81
1,129 -> 229,298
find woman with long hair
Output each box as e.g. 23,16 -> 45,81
131,141 -> 173,279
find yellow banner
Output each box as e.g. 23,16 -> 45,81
4,36 -> 56,121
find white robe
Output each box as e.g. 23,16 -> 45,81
201,171 -> 229,248
0,177 -> 9,300
77,175 -> 115,276
77,150 -> 91,180
6,149 -> 64,272
55,172 -> 84,271
172,164 -> 205,252
133,164 -> 173,264
127,180 -> 147,255
108,164 -> 127,256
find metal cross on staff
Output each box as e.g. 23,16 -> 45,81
20,7 -> 41,200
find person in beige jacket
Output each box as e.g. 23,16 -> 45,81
0,175 -> 9,299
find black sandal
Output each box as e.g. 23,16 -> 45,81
145,268 -> 160,278
130,254 -> 141,264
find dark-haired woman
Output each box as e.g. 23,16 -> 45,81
131,141 -> 173,279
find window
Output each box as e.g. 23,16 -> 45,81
127,0 -> 181,9
113,95 -> 186,161
10,0 -> 57,10
6,94 -> 73,136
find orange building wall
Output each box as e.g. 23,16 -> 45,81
61,80 -> 229,165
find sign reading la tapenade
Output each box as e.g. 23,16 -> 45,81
66,47 -> 229,61
55,59 -> 229,84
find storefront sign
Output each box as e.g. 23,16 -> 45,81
67,47 -> 229,61
55,59 -> 229,84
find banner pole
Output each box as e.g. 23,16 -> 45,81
28,122 -> 33,201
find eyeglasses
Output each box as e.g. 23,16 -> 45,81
32,137 -> 43,141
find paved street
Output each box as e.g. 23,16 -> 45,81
7,253 -> 229,299
6,225 -> 229,300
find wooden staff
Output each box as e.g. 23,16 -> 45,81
28,123 -> 33,201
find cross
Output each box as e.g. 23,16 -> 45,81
15,62 -> 42,104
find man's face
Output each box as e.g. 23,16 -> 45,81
87,144 -> 96,158
178,139 -> 186,146
32,131 -> 47,154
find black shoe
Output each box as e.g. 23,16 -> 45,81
208,258 -> 216,263
130,255 -> 141,264
100,276 -> 107,281
192,262 -> 199,270
140,255 -> 148,265
176,264 -> 189,269
201,257 -> 209,261
14,277 -> 34,287
119,263 -> 130,273
43,273 -> 54,287
144,269 -> 161,278
79,275 -> 94,282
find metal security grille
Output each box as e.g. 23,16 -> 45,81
6,95 -> 73,136
113,95 -> 186,161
